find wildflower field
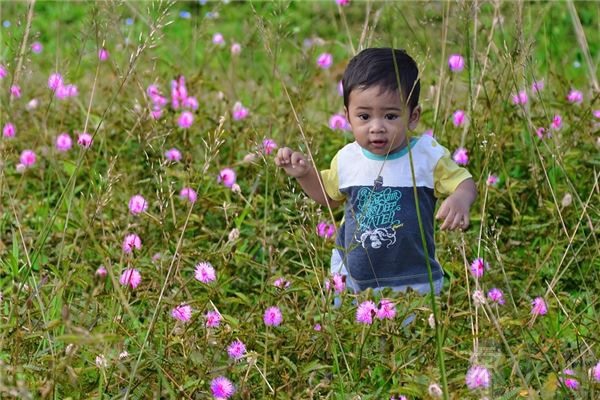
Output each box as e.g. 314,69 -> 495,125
0,1 -> 599,399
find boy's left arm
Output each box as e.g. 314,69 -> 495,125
435,178 -> 477,231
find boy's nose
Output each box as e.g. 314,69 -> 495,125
369,120 -> 385,133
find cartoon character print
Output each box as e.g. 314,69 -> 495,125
354,186 -> 402,249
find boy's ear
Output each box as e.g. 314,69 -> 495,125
344,106 -> 350,123
408,105 -> 421,130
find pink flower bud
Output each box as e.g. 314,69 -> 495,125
448,54 -> 465,72
317,53 -> 333,69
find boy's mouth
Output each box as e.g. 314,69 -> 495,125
369,139 -> 388,149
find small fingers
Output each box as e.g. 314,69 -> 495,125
460,215 -> 470,230
450,213 -> 464,231
435,203 -> 449,221
275,147 -> 293,166
440,210 -> 456,230
290,152 -> 307,168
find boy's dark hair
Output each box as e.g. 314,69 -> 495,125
342,47 -> 420,111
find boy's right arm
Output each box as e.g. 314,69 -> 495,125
275,147 -> 342,208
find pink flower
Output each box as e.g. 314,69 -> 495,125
20,150 -> 37,167
177,111 -> 194,129
3,123 -> 15,138
122,233 -> 142,253
55,133 -> 72,151
77,132 -> 93,148
10,85 -> 21,98
48,73 -> 63,91
329,113 -> 350,131
531,297 -> 547,316
218,168 -> 236,188
95,266 -> 107,277
205,310 -> 222,328
147,84 -> 161,97
151,93 -> 168,107
55,84 -> 70,99
560,369 -> 579,390
448,54 -> 465,72
487,288 -> 505,305
65,84 -> 79,97
551,114 -> 562,130
563,378 -> 579,390
376,299 -> 396,320
470,258 -> 488,279
273,277 -> 290,289
26,98 -> 39,110
31,41 -> 43,53
231,42 -> 241,55
356,300 -> 377,324
98,48 -> 109,61
119,268 -> 141,289
317,53 -> 333,69
452,110 -> 465,127
465,365 -> 491,389
453,147 -> 469,165
317,221 -> 335,238
171,304 -> 192,322
55,83 -> 77,98
428,383 -> 443,398
15,164 -> 26,173
535,127 -> 546,139
212,33 -> 225,46
0,64 -> 7,79
593,110 -> 600,119
591,361 -> 600,382
512,90 -> 528,105
179,187 -> 197,203
128,195 -> 147,215
182,96 -> 198,110
262,138 -> 277,155
329,273 -> 346,293
486,174 -> 498,186
232,101 -> 249,120
566,90 -> 583,104
423,129 -> 434,137
210,376 -> 235,399
150,107 -> 163,120
194,262 -> 216,284
165,148 -> 182,162
336,0 -> 350,5
171,76 -> 188,109
314,323 -> 322,331
532,80 -> 544,93
263,306 -> 283,326
227,339 -> 246,360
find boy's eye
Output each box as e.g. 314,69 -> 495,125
385,114 -> 399,120
357,114 -> 369,120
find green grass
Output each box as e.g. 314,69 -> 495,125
0,1 -> 599,399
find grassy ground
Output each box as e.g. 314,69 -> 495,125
0,1 -> 599,399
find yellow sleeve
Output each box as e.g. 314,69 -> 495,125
320,152 -> 345,202
434,148 -> 472,197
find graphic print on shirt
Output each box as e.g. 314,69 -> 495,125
354,187 -> 402,249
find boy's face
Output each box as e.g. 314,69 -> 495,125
345,85 -> 420,156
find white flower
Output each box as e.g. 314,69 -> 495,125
95,354 -> 108,368
428,313 -> 436,329
228,228 -> 240,242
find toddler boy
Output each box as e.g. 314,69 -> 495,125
275,48 -> 476,295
